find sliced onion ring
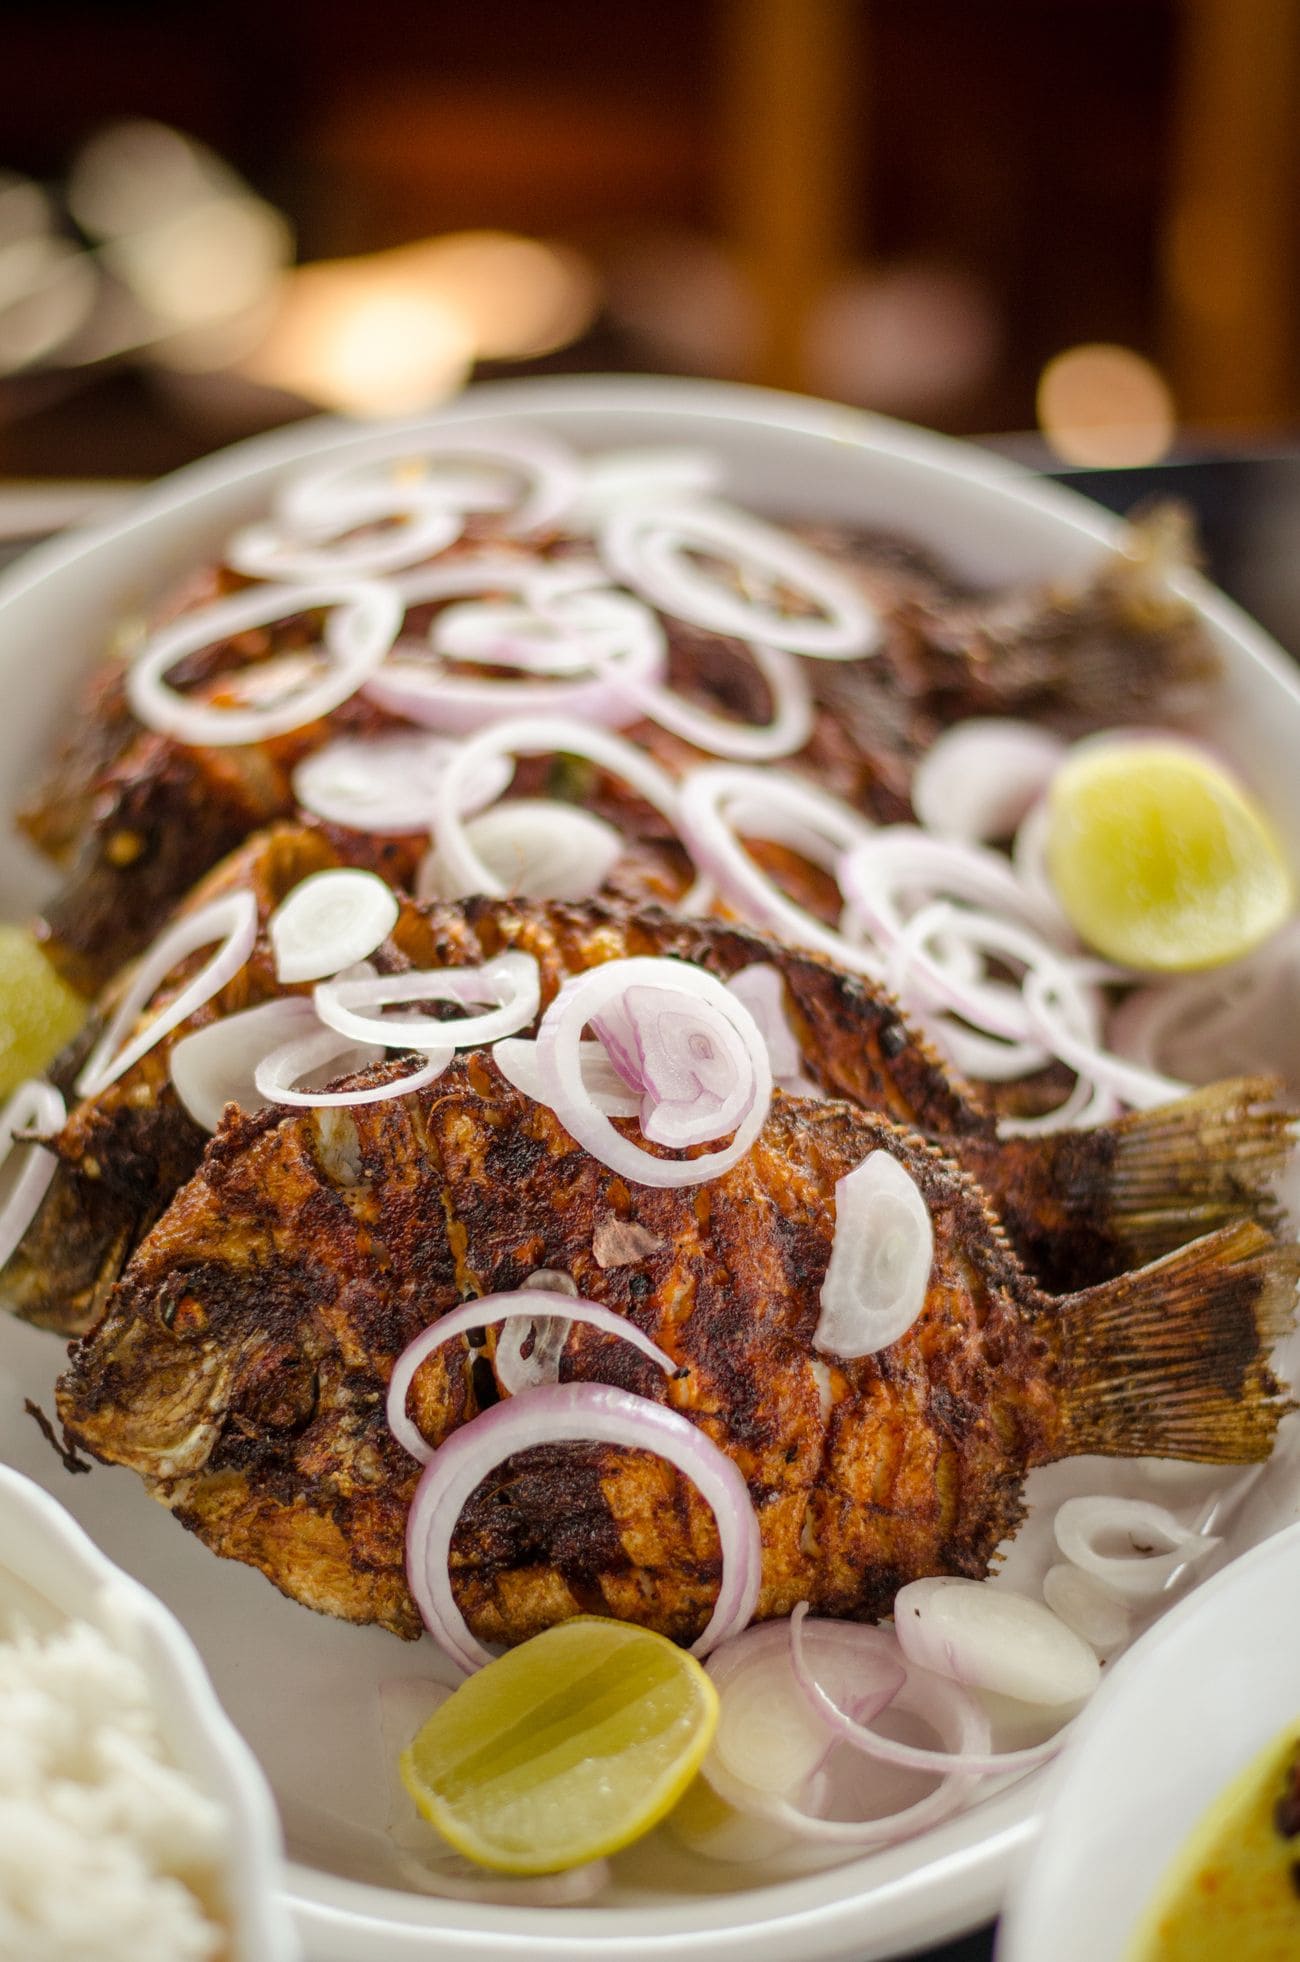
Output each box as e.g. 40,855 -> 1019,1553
789,1604 -> 1067,1779
1052,1496 -> 1221,1602
254,1031 -> 447,1111
279,423 -> 582,540
417,801 -> 624,905
0,1079 -> 66,1271
126,581 -> 401,747
385,1289 -> 678,1465
313,950 -> 539,1051
292,732 -> 512,834
227,478 -> 468,581
495,1269 -> 580,1397
608,639 -> 814,763
76,890 -> 259,1099
890,1577 -> 1098,1707
600,500 -> 881,659
532,957 -> 772,1188
911,719 -> 1066,844
815,1150 -> 933,1359
403,1380 -> 761,1672
270,869 -> 400,984
493,1036 -> 640,1117
429,716 -> 683,902
170,996 -> 322,1132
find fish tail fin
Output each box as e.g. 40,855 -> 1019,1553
980,1076 -> 1296,1293
1052,1220 -> 1298,1464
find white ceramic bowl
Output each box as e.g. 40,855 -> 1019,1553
997,1517 -> 1300,1961
0,1461 -> 298,1962
1,375 -> 1299,1962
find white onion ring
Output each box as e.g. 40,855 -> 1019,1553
608,639 -> 814,763
254,1030 -> 446,1111
126,581 -> 401,747
725,964 -> 815,1093
170,996 -> 322,1132
429,717 -> 683,901
76,890 -> 259,1099
565,448 -> 725,529
1052,1496 -> 1221,1602
292,732 -> 512,834
532,958 -> 772,1188
1021,964 -> 1190,1111
1040,1564 -> 1132,1653
493,1037 -> 640,1117
227,477 -> 470,581
385,1289 -> 678,1465
313,950 -> 539,1052
600,500 -> 881,659
417,801 -> 624,905
270,869 -> 400,984
789,1604 -> 1069,1778
911,719 -> 1066,843
677,765 -> 880,976
279,423 -> 582,539
0,1079 -> 66,1271
404,1380 -> 761,1672
815,1150 -> 934,1359
494,1269 -> 579,1397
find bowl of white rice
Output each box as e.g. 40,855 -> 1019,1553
0,1460 -> 298,1962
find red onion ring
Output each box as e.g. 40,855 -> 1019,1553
313,950 -> 539,1052
403,1380 -> 761,1672
531,957 -> 772,1187
126,581 -> 402,747
76,890 -> 259,1099
788,1605 -> 1065,1780
0,1078 -> 66,1271
600,500 -> 881,659
677,765 -> 880,976
385,1289 -> 678,1465
429,717 -> 684,901
254,1030 -> 447,1111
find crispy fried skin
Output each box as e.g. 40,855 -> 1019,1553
56,1057 -> 1293,1646
12,870 -> 1292,1334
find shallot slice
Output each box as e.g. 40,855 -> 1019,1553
126,580 -> 401,747
531,957 -> 772,1188
386,1289 -> 677,1465
403,1381 -> 760,1672
313,951 -> 540,1052
890,1578 -> 1099,1707
1052,1496 -> 1221,1602
600,499 -> 881,658
417,801 -> 623,905
270,869 -> 400,984
815,1151 -> 934,1358
911,719 -> 1066,844
76,890 -> 259,1099
0,1079 -> 66,1271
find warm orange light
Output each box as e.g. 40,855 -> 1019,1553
1037,344 -> 1176,468
385,232 -> 598,360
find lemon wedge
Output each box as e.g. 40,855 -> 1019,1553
400,1616 -> 719,1874
0,927 -> 86,1095
1044,739 -> 1293,971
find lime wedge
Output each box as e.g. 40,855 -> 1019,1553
1045,739 -> 1293,971
0,927 -> 86,1095
400,1616 -> 719,1874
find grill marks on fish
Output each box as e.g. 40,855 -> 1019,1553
55,1057 -> 1293,1648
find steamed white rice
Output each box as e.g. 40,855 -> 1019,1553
0,1618 -> 229,1962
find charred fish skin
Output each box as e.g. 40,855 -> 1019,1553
56,1055 -> 1294,1650
10,869 -> 1294,1335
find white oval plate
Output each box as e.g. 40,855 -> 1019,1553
997,1516 -> 1300,1961
2,376 -> 1299,1962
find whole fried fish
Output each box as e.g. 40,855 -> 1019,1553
10,857 -> 1293,1335
56,1053 -> 1295,1647
21,515 -> 1216,992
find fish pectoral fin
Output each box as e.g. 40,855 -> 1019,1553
1050,1219 -> 1298,1465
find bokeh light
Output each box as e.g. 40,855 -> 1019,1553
1036,343 -> 1176,468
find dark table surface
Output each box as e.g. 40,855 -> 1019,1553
3,433 -> 1293,1962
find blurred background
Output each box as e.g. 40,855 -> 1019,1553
0,0 -> 1297,638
